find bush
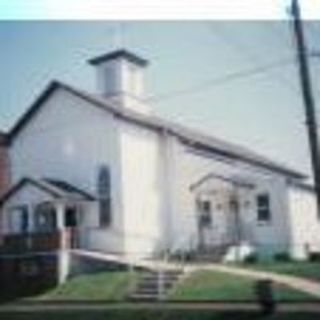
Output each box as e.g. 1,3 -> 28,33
168,250 -> 196,262
308,252 -> 320,262
273,252 -> 291,262
184,250 -> 196,262
244,253 -> 258,264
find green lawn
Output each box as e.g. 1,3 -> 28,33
30,271 -> 136,301
170,270 -> 317,302
240,262 -> 320,282
23,268 -> 318,302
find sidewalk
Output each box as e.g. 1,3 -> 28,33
185,263 -> 320,298
0,301 -> 319,313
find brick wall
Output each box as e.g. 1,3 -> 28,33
0,132 -> 10,197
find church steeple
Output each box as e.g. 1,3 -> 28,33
88,49 -> 150,114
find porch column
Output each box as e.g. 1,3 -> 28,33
55,202 -> 70,284
27,203 -> 34,233
56,202 -> 65,232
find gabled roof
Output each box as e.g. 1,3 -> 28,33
88,49 -> 149,67
43,178 -> 95,200
190,172 -> 256,192
0,177 -> 95,207
6,80 -> 305,180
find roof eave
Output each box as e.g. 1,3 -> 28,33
7,81 -> 61,145
88,49 -> 149,67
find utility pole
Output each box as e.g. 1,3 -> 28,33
291,0 -> 320,217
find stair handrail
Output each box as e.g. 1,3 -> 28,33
167,229 -> 198,267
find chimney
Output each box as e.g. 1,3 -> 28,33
88,49 -> 150,114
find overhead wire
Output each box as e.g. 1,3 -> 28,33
205,22 -> 300,95
147,57 -> 296,103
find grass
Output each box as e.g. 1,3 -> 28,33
1,310 -> 320,320
239,262 -> 320,282
30,271 -> 135,301
21,268 -> 318,302
169,270 -> 317,302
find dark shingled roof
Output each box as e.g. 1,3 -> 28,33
88,49 -> 149,67
7,80 -> 306,180
43,178 -> 95,200
0,177 -> 95,207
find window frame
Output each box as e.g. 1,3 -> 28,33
8,205 -> 29,233
34,202 -> 57,233
256,193 -> 272,224
97,165 -> 112,228
196,198 -> 212,228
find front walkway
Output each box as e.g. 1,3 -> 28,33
184,263 -> 320,298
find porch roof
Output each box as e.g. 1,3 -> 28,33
190,172 -> 256,192
0,177 -> 95,207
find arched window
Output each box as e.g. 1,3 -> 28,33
97,165 -> 112,227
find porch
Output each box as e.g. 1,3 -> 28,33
186,172 -> 258,261
0,177 -> 96,255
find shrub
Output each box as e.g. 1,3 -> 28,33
244,253 -> 258,264
184,250 -> 196,262
168,249 -> 196,262
273,252 -> 291,262
308,252 -> 320,262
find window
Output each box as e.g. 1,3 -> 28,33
97,165 -> 112,227
257,194 -> 271,222
9,205 -> 29,233
197,199 -> 212,227
21,207 -> 29,233
34,203 -> 57,232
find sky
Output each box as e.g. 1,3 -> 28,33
0,2 -> 320,180
0,0 -> 319,20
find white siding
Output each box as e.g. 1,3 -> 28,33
287,185 -> 320,259
169,143 -> 292,256
95,58 -> 150,114
9,88 -> 124,253
119,121 -> 163,256
6,85 -> 311,260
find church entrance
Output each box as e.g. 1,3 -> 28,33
64,205 -> 81,248
64,206 -> 78,228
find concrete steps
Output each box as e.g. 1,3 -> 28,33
129,270 -> 183,301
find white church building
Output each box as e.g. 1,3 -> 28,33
1,49 -> 320,262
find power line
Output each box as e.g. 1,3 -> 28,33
205,22 -> 300,95
306,21 -> 320,44
147,58 -> 295,103
261,22 -> 294,54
